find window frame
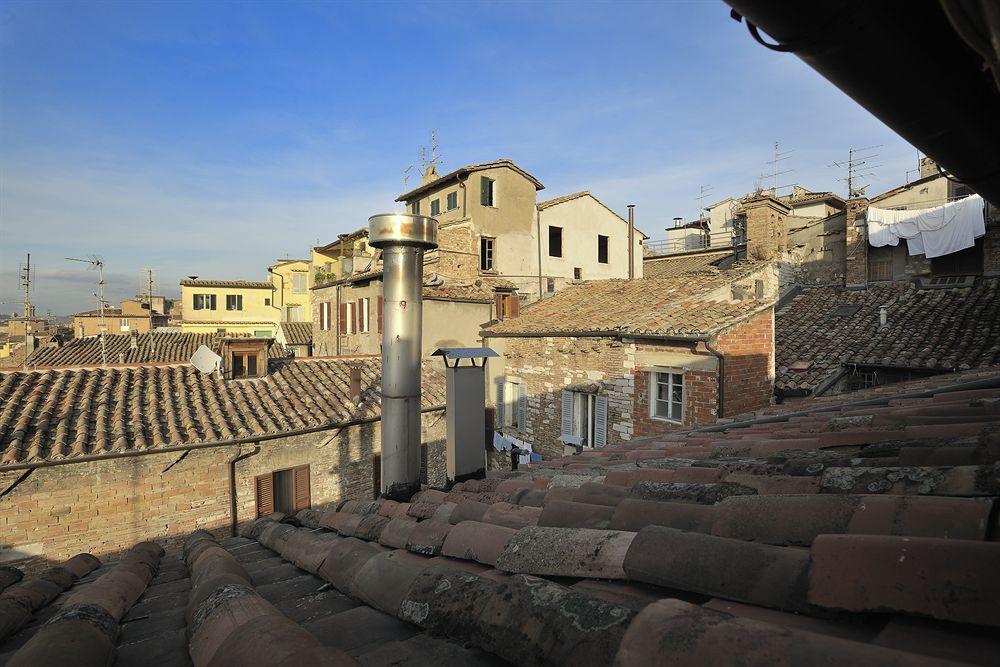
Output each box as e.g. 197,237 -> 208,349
255,464 -> 310,517
292,273 -> 307,293
430,198 -> 441,216
503,379 -> 521,429
358,297 -> 370,333
650,370 -> 684,424
597,234 -> 610,264
193,293 -> 217,311
446,191 -> 458,210
480,236 -> 496,272
410,200 -> 421,215
231,351 -> 259,379
548,225 -> 563,258
345,301 -> 356,334
226,294 -> 243,311
480,176 -> 496,207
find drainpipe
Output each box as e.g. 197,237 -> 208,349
705,340 -> 725,419
536,206 -> 544,299
229,444 -> 261,536
627,204 -> 636,279
369,213 -> 438,501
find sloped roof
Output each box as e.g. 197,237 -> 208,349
643,249 -> 732,279
395,159 -> 544,202
0,357 -> 445,466
484,264 -> 771,338
537,191 -> 650,239
3,369 -> 1000,664
179,279 -> 273,289
73,308 -> 124,317
23,332 -> 289,368
776,278 -> 1000,392
279,322 -> 313,346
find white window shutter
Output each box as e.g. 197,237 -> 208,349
517,383 -> 527,429
560,390 -> 573,439
594,395 -> 608,448
495,380 -> 505,429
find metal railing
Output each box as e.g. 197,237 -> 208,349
644,231 -> 740,257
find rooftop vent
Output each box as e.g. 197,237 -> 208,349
829,304 -> 862,318
918,275 -> 976,290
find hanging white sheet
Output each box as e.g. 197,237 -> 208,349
866,194 -> 985,258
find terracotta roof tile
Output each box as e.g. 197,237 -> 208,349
278,322 -> 312,346
179,279 -> 273,289
642,249 -> 732,279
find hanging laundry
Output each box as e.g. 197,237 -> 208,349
866,194 -> 985,258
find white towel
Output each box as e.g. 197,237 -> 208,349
866,194 -> 984,258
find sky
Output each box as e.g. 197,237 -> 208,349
0,0 -> 922,315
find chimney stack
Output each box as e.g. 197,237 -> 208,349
349,365 -> 363,403
369,213 -> 438,501
130,329 -> 139,351
627,204 -> 635,280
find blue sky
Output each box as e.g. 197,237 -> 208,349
1,0 -> 920,314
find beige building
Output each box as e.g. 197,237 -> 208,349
179,279 -> 278,337
396,159 -> 645,303
268,259 -> 312,323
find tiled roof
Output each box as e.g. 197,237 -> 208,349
643,249 -> 732,279
536,190 -> 589,210
23,332 -> 289,368
776,278 -> 1000,392
424,277 -> 516,302
179,279 -> 273,289
279,322 -> 312,346
484,265 -> 771,338
0,357 -> 445,466
395,158 -> 544,202
73,308 -> 123,317
3,371 -> 1000,665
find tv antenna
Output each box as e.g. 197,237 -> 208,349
830,145 -> 883,198
143,268 -> 157,360
66,255 -> 108,367
695,184 -> 714,218
428,130 -> 442,170
764,141 -> 795,196
19,253 -> 35,321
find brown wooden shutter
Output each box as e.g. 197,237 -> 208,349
255,473 -> 274,518
495,293 -> 503,320
353,300 -> 359,333
509,293 -> 520,318
292,465 -> 311,511
377,296 -> 383,333
339,303 -> 347,334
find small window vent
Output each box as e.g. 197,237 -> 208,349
918,275 -> 975,290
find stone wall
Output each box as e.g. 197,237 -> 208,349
0,410 -> 446,574
844,197 -> 870,287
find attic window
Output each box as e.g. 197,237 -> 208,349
829,304 -> 861,318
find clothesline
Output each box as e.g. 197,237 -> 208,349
867,194 -> 985,258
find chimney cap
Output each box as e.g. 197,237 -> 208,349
368,213 -> 439,250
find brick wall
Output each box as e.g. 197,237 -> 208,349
435,223 -> 479,280
632,365 -> 718,438
0,411 -> 446,574
743,195 -> 789,261
844,197 -> 869,287
714,308 -> 774,417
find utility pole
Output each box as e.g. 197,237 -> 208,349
19,254 -> 35,368
66,256 -> 108,367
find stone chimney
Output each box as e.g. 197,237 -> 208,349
741,194 -> 790,261
130,329 -> 139,351
919,156 -> 939,179
844,197 -> 870,288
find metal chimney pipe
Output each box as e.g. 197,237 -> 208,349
627,204 -> 635,280
368,213 -> 438,501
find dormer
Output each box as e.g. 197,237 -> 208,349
220,337 -> 269,379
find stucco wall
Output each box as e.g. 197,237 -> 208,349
270,260 -> 312,322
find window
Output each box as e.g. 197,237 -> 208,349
292,273 -> 307,293
253,330 -> 271,338
255,465 -> 310,517
231,352 -> 258,378
341,301 -> 356,334
548,226 -> 563,257
286,305 -> 303,322
264,297 -> 271,306
447,191 -> 458,210
496,379 -> 526,432
597,235 -> 609,264
495,292 -> 519,320
560,390 -> 608,448
574,267 -> 582,280
358,298 -> 370,333
226,294 -> 243,311
651,371 -> 684,423
411,200 -> 421,215
319,302 -> 331,330
480,237 -> 495,271
480,176 -> 495,207
193,293 -> 216,310
430,199 -> 441,216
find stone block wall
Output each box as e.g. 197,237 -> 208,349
844,197 -> 869,287
0,410 -> 446,574
435,223 -> 479,281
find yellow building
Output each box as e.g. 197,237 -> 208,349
179,279 -> 278,337
311,228 -> 375,288
268,259 -> 312,323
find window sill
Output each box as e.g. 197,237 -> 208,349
650,415 -> 683,424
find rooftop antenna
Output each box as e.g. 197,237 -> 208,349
830,145 -> 883,198
402,164 -> 413,191
429,129 -> 442,170
66,255 -> 108,367
418,146 -> 428,173
764,141 -> 795,196
19,253 -> 35,321
144,268 -> 157,360
695,184 -> 714,218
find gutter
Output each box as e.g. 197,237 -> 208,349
0,403 -> 447,473
480,330 -> 711,342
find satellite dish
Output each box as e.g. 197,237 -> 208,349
190,345 -> 222,374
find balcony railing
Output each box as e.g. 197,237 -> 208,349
644,231 -> 740,257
